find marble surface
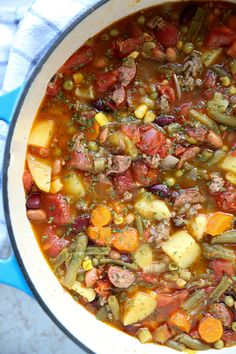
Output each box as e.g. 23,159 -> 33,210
0,284 -> 86,354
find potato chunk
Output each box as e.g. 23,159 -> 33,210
188,214 -> 207,241
70,281 -> 96,302
220,154 -> 236,174
27,154 -> 51,192
123,292 -> 156,326
162,231 -> 201,269
63,172 -> 85,198
28,120 -> 55,148
133,244 -> 153,268
134,193 -> 171,221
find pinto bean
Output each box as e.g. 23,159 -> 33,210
108,266 -> 135,288
52,158 -> 62,176
99,127 -> 109,144
109,250 -> 121,260
85,268 -> 99,287
27,209 -> 47,223
206,130 -> 223,149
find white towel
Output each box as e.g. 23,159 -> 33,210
0,0 -> 99,250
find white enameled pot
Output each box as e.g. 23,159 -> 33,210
1,0 -> 235,353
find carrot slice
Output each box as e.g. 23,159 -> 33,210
168,310 -> 191,333
87,226 -> 112,245
112,228 -> 139,253
207,212 -> 234,236
198,316 -> 223,343
84,121 -> 100,141
91,205 -> 112,227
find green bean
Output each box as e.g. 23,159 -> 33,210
208,108 -> 236,128
86,246 -> 111,255
189,109 -> 219,133
210,276 -> 233,302
212,65 -> 231,79
135,215 -> 143,239
96,306 -> 108,321
203,244 -> 235,262
99,258 -> 138,270
187,7 -> 206,41
167,340 -> 185,352
182,290 -> 206,312
63,234 -> 88,288
207,149 -> 225,166
108,295 -> 120,320
178,334 -> 210,350
212,230 -> 236,244
51,247 -> 69,271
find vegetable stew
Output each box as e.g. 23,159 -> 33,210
23,1 -> 236,350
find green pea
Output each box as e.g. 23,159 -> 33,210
110,29 -> 119,37
88,141 -> 99,152
214,340 -> 224,349
225,295 -> 234,307
183,42 -> 194,54
67,125 -> 77,135
63,80 -> 74,91
142,42 -> 156,56
137,15 -> 145,25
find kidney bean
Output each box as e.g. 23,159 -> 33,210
99,127 -> 109,144
52,158 -> 62,176
155,115 -> 175,127
27,209 -> 47,223
148,184 -> 171,198
26,193 -> 42,209
72,214 -> 90,232
92,99 -> 107,112
85,268 -> 99,287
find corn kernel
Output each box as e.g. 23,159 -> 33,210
165,177 -> 176,187
175,170 -> 184,177
229,86 -> 236,94
82,259 -> 93,271
73,72 -> 84,84
128,51 -> 140,59
114,213 -> 124,225
50,178 -> 63,194
226,172 -> 236,185
134,104 -> 148,119
220,76 -> 231,87
144,110 -> 156,123
95,112 -> 109,126
176,278 -> 186,288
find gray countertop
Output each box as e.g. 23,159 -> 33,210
0,284 -> 86,354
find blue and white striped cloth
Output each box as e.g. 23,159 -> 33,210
0,0 -> 98,250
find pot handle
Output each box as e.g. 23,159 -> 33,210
0,86 -> 33,297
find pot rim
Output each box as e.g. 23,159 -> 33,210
2,0 -> 108,352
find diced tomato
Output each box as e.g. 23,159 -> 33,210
138,272 -> 159,284
206,26 -> 236,48
209,259 -> 235,281
43,194 -> 72,225
227,40 -> 236,57
137,125 -> 167,156
95,280 -> 111,298
114,37 -> 143,58
222,330 -> 236,345
156,22 -> 178,47
177,102 -> 192,119
47,74 -> 60,96
60,45 -> 94,72
128,22 -> 143,37
41,225 -> 69,258
22,170 -> 33,193
156,290 -> 189,322
159,85 -> 176,103
215,187 -> 236,212
113,168 -> 135,194
96,70 -> 118,92
132,160 -> 158,186
121,124 -> 141,144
